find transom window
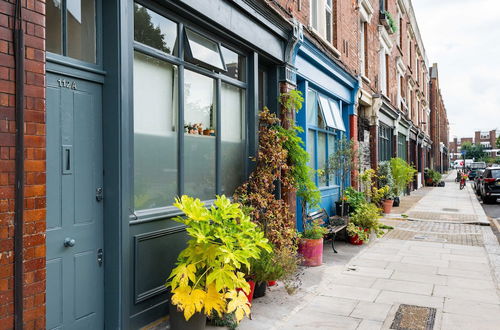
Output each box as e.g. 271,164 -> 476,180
46,0 -> 97,63
133,3 -> 247,211
307,89 -> 346,188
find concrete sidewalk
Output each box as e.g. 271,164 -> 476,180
239,173 -> 500,330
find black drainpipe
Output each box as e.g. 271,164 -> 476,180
13,1 -> 24,329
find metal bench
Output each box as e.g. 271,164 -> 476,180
305,209 -> 348,253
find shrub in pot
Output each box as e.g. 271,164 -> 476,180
390,158 -> 417,205
249,247 -> 286,299
347,202 -> 383,245
343,187 -> 367,214
166,195 -> 271,330
298,219 -> 328,266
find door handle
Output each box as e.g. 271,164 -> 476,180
64,237 -> 76,247
62,145 -> 73,175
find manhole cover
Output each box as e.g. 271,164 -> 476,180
442,208 -> 459,212
391,304 -> 436,330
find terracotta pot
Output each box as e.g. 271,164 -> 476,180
169,301 -> 206,330
298,238 -> 323,267
237,280 -> 256,304
382,199 -> 394,214
267,280 -> 277,287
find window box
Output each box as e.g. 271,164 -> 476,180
380,11 -> 397,35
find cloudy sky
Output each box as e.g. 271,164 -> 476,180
412,0 -> 500,139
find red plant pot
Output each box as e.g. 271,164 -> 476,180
298,238 -> 323,267
267,281 -> 277,287
348,228 -> 369,245
382,199 -> 394,214
237,280 -> 256,304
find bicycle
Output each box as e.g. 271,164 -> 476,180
459,174 -> 468,190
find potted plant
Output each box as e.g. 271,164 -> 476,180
343,186 -> 367,214
380,10 -> 397,34
249,248 -> 285,299
298,219 -> 328,267
390,158 -> 417,206
166,195 -> 271,330
325,136 -> 358,217
377,161 -> 395,214
347,202 -> 382,245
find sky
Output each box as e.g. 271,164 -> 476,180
412,0 -> 500,140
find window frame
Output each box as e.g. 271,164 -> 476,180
306,88 -> 344,189
378,123 -> 394,162
132,1 -> 250,215
46,0 -> 103,68
310,0 -> 334,43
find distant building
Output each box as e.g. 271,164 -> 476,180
429,64 -> 449,172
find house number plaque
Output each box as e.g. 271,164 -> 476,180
57,79 -> 77,90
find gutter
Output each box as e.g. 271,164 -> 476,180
13,1 -> 24,329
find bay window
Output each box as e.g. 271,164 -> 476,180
133,3 -> 247,211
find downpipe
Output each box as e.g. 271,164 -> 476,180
13,1 -> 25,329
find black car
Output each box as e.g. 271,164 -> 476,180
468,162 -> 486,180
479,167 -> 500,204
472,169 -> 485,194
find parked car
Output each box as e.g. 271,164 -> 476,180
468,162 -> 487,180
472,169 -> 485,194
479,167 -> 500,204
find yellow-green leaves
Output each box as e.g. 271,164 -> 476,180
166,195 -> 271,323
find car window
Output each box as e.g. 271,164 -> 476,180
491,169 -> 500,178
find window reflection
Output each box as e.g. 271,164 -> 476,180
221,46 -> 245,81
47,0 -> 62,54
184,70 -> 216,200
67,0 -> 96,63
134,3 -> 178,55
185,29 -> 225,71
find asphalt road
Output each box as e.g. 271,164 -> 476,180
482,199 -> 500,219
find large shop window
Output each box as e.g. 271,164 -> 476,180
307,89 -> 345,188
133,3 -> 247,211
46,0 -> 97,63
378,123 -> 394,162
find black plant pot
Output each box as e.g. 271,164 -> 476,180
393,197 -> 400,207
253,282 -> 267,299
169,302 -> 206,330
335,202 -> 351,216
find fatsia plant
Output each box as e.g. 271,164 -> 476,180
166,195 -> 271,322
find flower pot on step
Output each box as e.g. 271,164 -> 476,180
382,199 -> 394,214
267,280 -> 277,287
169,301 -> 207,330
298,238 -> 323,267
253,282 -> 267,299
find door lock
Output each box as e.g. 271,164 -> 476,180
64,237 -> 76,247
96,187 -> 103,202
97,249 -> 103,266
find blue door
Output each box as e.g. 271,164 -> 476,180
46,73 -> 104,330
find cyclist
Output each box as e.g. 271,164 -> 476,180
459,171 -> 468,190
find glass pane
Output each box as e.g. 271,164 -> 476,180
328,135 -> 336,185
306,89 -> 317,126
134,3 -> 178,55
325,10 -> 332,42
185,29 -> 224,71
47,0 -> 62,54
311,0 -> 318,30
318,132 -> 327,187
184,70 -> 216,200
221,46 -> 246,81
307,130 -> 315,170
221,83 -> 245,196
318,95 -> 336,129
133,52 -> 178,210
67,0 -> 96,63
329,99 -> 346,131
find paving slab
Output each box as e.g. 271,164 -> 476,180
375,291 -> 444,309
386,261 -> 438,274
349,301 -> 391,322
279,309 -> 360,330
390,271 -> 448,285
356,319 -> 383,330
433,285 -> 500,304
320,284 -> 380,302
372,278 -> 433,296
443,297 -> 500,320
441,312 -> 500,330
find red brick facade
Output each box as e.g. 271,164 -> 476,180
0,1 -> 46,329
429,63 -> 449,172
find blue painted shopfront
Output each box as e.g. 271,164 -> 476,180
294,39 -> 359,230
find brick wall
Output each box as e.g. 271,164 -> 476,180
0,1 -> 46,329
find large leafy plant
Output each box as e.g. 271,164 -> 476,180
167,195 -> 271,322
390,157 -> 417,196
377,161 -> 395,199
349,202 -> 383,237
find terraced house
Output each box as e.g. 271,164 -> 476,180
0,0 -> 447,329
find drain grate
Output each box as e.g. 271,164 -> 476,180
413,235 -> 447,243
442,208 -> 459,212
391,304 -> 436,330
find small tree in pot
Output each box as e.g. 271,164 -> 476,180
377,161 -> 395,213
390,158 -> 417,206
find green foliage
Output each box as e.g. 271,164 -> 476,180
377,161 -> 395,199
461,142 -> 487,160
166,195 -> 271,322
390,158 -> 417,196
300,219 -> 329,239
279,90 -> 304,114
344,186 -> 366,211
383,10 -> 398,34
250,246 -> 298,284
424,168 -> 442,186
497,136 -> 500,149
134,4 -> 171,53
349,202 -> 384,237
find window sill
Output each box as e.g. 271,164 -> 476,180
361,75 -> 371,84
307,27 -> 341,58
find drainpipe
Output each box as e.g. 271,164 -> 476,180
13,1 -> 24,329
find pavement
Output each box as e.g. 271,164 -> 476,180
238,171 -> 500,330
